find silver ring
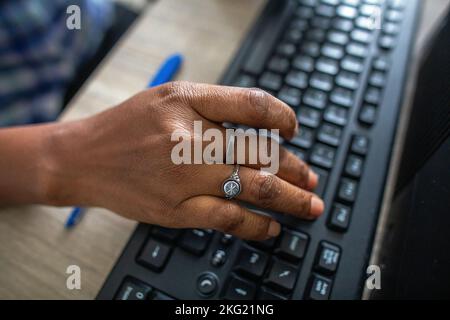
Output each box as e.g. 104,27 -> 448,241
222,164 -> 241,199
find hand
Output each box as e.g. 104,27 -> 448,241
5,82 -> 325,240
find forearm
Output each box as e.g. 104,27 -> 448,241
0,121 -> 89,206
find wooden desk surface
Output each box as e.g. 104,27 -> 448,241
0,0 -> 448,300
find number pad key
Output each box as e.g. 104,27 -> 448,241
275,229 -> 309,262
314,241 -> 341,274
264,259 -> 299,293
310,144 -> 336,169
234,246 -> 269,278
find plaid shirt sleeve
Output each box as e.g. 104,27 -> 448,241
0,0 -> 114,127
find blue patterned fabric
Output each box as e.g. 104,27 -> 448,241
0,0 -> 113,126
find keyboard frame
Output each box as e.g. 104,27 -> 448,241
97,0 -> 422,300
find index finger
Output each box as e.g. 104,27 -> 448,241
164,82 -> 298,140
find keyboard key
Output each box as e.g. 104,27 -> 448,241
328,203 -> 352,231
341,56 -> 365,73
351,29 -> 372,44
138,239 -> 172,271
301,41 -> 321,58
116,279 -> 152,300
196,273 -> 219,297
385,9 -> 403,23
211,249 -> 227,267
315,242 -> 341,274
342,0 -> 360,6
290,18 -> 309,32
359,104 -> 377,125
306,28 -> 326,42
310,144 -> 336,169
292,55 -> 315,72
330,87 -> 354,108
311,16 -> 332,29
344,154 -> 364,178
297,106 -> 322,128
373,55 -> 391,71
379,35 -> 396,50
336,71 -> 359,90
327,30 -> 349,46
299,0 -> 318,7
310,72 -> 334,91
355,16 -> 375,30
360,4 -> 380,17
324,105 -> 349,126
248,237 -> 277,251
276,42 -> 296,57
321,0 -> 340,6
220,233 -> 234,246
346,42 -> 368,58
303,88 -> 328,110
365,86 -> 382,105
338,178 -> 358,202
295,6 -> 314,20
259,72 -> 282,91
268,56 -> 290,74
275,229 -> 309,262
151,227 -> 181,242
317,123 -> 342,146
311,166 -> 329,197
234,74 -> 256,88
383,22 -> 400,36
264,259 -> 298,292
351,135 -> 370,155
321,43 -> 345,60
224,276 -> 256,300
278,86 -> 302,107
389,0 -> 406,10
234,246 -> 269,278
285,70 -> 309,89
258,287 -> 288,300
315,58 -> 339,76
179,229 -> 213,255
332,17 -> 354,32
291,127 -> 315,149
285,27 -> 304,44
336,5 -> 358,19
306,274 -> 333,300
369,71 -> 385,88
316,4 -> 335,18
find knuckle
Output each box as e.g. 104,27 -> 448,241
215,202 -> 245,234
156,81 -> 194,105
247,88 -> 271,123
251,172 -> 282,208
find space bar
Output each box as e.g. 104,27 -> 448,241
242,0 -> 294,75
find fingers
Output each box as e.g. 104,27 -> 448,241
202,122 -> 318,190
175,195 -> 281,240
162,82 -> 298,140
202,165 -> 324,220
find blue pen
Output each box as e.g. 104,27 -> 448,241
65,53 -> 184,228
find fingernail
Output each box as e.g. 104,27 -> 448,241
267,220 -> 281,238
310,195 -> 325,217
307,170 -> 319,190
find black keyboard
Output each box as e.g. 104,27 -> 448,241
98,0 -> 420,300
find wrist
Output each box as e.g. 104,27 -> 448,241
41,119 -> 94,207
